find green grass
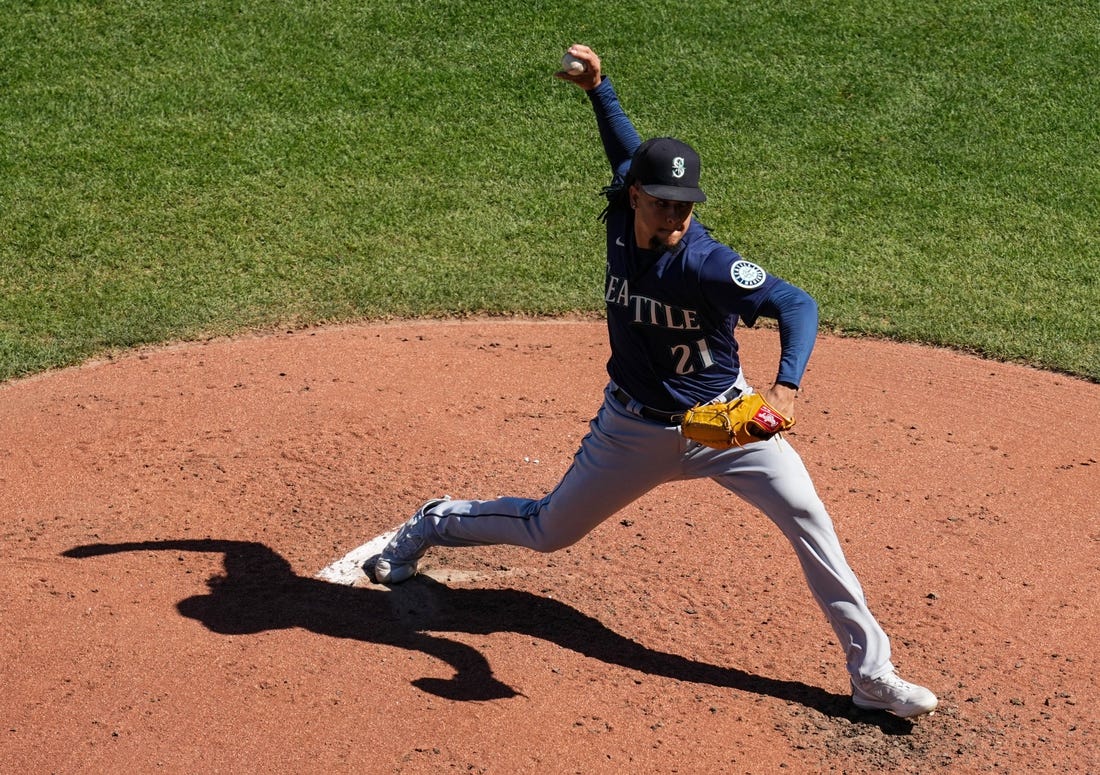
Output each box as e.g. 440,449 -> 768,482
2,0 -> 1097,381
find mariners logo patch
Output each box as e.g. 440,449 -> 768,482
730,260 -> 766,289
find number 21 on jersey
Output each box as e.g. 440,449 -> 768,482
672,337 -> 715,375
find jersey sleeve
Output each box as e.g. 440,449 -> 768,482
758,280 -> 819,388
698,247 -> 819,388
585,77 -> 641,183
697,245 -> 779,325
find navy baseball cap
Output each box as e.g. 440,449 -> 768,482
628,137 -> 707,203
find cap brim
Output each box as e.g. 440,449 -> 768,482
640,183 -> 707,203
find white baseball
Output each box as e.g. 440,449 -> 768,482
561,53 -> 586,75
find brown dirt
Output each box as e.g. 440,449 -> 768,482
2,318 -> 1097,774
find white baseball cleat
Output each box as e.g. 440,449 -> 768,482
371,498 -> 449,584
851,672 -> 939,718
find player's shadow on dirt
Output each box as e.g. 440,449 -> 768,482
62,538 -> 912,733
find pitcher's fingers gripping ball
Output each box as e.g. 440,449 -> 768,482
680,394 -> 795,449
560,52 -> 586,75
554,45 -> 600,88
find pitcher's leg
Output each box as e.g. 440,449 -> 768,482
428,396 -> 683,551
709,438 -> 893,680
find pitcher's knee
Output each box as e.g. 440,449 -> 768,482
522,512 -> 595,553
519,497 -> 613,553
528,529 -> 586,553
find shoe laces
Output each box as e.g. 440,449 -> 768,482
389,513 -> 426,558
388,498 -> 446,560
863,673 -> 914,697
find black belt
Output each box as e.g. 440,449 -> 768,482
611,387 -> 686,425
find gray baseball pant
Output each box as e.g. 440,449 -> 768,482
415,384 -> 895,681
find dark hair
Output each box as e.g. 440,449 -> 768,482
598,176 -> 634,223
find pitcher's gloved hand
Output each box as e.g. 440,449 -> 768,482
680,393 -> 794,449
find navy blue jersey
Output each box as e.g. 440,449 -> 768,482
588,77 -> 817,411
604,209 -> 778,409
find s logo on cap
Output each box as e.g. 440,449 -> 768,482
628,137 -> 707,203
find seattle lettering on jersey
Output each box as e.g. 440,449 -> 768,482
605,273 -> 701,330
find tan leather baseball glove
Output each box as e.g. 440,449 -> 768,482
680,393 -> 794,449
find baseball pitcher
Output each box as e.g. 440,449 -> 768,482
368,44 -> 938,718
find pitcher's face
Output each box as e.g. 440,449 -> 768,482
631,184 -> 694,250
